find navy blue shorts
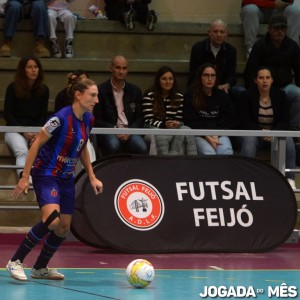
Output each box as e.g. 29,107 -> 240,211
32,175 -> 75,214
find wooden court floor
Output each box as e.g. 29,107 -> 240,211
0,236 -> 299,300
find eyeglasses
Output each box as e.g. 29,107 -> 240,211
202,73 -> 216,78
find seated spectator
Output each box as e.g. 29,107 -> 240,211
47,0 -> 77,58
244,14 -> 300,132
54,70 -> 96,163
188,18 -> 243,150
0,0 -> 50,58
4,55 -> 49,181
238,66 -> 296,190
142,66 -> 197,155
183,63 -> 237,155
93,55 -> 148,156
240,0 -> 300,58
104,0 -> 157,31
188,18 -> 237,94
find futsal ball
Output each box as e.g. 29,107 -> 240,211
126,259 -> 155,288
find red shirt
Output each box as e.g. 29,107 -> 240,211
242,0 -> 276,8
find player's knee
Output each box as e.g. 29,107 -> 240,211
44,209 -> 60,230
55,222 -> 71,237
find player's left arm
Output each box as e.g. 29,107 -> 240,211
12,129 -> 51,198
80,146 -> 103,195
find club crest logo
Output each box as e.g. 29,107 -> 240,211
114,179 -> 165,231
51,188 -> 58,198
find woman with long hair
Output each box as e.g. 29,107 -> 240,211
143,65 -> 197,155
183,63 -> 237,155
4,55 -> 49,180
6,77 -> 103,281
239,66 -> 297,189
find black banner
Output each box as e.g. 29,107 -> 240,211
71,155 -> 297,253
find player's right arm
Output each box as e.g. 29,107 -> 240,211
12,129 -> 51,199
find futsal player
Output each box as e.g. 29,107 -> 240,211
6,77 -> 103,281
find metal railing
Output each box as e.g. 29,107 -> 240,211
0,126 -> 299,210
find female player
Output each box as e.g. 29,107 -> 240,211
6,77 -> 103,281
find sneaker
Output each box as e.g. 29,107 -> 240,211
146,10 -> 157,31
287,178 -> 296,190
64,42 -> 74,59
51,41 -> 62,58
31,267 -> 64,280
124,9 -> 135,30
6,260 -> 27,281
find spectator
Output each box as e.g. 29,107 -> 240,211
94,55 -> 148,156
0,0 -> 50,58
240,0 -> 300,58
4,55 -> 49,181
188,18 -> 237,94
47,0 -> 77,58
104,0 -> 157,31
243,14 -> 300,132
183,63 -> 237,155
54,70 -> 96,163
238,66 -> 296,190
142,66 -> 197,155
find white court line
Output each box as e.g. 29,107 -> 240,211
209,266 -> 224,270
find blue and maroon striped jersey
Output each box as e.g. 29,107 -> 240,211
32,106 -> 94,178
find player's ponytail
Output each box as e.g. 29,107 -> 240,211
67,77 -> 96,101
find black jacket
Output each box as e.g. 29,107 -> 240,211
243,33 -> 300,89
188,37 -> 237,87
94,79 -> 144,129
238,86 -> 290,130
183,87 -> 238,130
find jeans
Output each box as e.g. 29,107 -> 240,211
5,132 -> 29,177
240,136 -> 296,179
195,136 -> 233,155
282,84 -> 300,130
4,0 -> 48,39
240,4 -> 300,51
98,134 -> 148,156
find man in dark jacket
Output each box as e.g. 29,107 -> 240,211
244,14 -> 300,164
94,55 -> 148,156
188,18 -> 237,93
240,0 -> 300,58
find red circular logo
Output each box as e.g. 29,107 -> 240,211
114,179 -> 164,231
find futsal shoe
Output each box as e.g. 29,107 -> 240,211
31,267 -> 64,280
6,260 -> 28,281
